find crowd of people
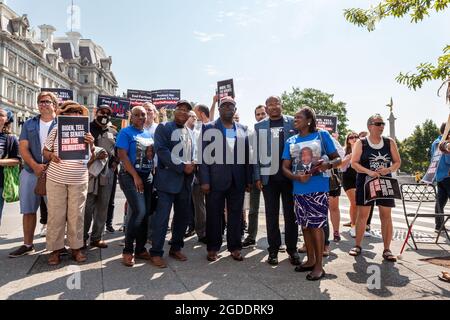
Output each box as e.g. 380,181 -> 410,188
1,90 -> 447,282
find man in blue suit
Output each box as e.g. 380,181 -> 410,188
254,96 -> 300,266
199,97 -> 252,262
150,100 -> 195,268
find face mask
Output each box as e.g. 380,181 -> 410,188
97,115 -> 110,125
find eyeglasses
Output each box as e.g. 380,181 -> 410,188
348,136 -> 358,140
219,104 -> 236,110
39,100 -> 53,105
371,122 -> 386,127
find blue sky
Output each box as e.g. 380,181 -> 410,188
7,0 -> 450,140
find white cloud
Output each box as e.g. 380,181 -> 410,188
193,31 -> 225,43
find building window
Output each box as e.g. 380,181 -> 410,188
26,90 -> 33,107
18,60 -> 26,78
27,64 -> 34,81
17,86 -> 25,105
83,96 -> 88,105
83,75 -> 89,84
7,52 -> 16,72
40,76 -> 46,88
7,81 -> 16,101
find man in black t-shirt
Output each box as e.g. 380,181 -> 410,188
254,96 -> 300,266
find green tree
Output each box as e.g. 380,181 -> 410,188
281,87 -> 349,144
344,0 -> 450,91
399,120 -> 440,174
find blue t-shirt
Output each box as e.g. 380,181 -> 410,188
116,126 -> 154,174
282,130 -> 337,195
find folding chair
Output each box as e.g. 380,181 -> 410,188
401,183 -> 450,250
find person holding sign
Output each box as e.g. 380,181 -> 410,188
349,114 -> 401,262
282,107 -> 341,281
43,102 -> 94,266
116,106 -> 155,267
431,122 -> 450,233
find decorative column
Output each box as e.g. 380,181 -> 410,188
387,98 -> 397,141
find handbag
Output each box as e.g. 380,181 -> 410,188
3,165 -> 20,203
34,168 -> 48,196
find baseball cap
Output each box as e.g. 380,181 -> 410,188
176,100 -> 193,111
97,104 -> 112,113
219,96 -> 236,108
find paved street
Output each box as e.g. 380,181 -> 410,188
0,191 -> 449,300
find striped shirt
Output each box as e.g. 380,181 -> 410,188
45,128 -> 89,185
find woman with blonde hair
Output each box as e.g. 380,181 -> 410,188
43,101 -> 95,266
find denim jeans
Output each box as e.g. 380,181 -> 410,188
119,171 -> 153,255
150,179 -> 192,257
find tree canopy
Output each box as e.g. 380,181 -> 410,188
344,0 -> 450,92
281,88 -> 349,144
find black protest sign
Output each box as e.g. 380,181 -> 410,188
97,95 -> 131,119
151,90 -> 180,110
41,88 -> 74,103
422,149 -> 443,184
364,176 -> 402,204
57,116 -> 90,161
217,79 -> 235,100
127,89 -> 153,107
316,116 -> 338,134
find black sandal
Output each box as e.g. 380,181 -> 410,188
306,271 -> 326,281
349,246 -> 362,257
382,249 -> 397,262
295,265 -> 314,273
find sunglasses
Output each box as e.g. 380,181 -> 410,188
348,136 -> 359,140
371,122 -> 386,127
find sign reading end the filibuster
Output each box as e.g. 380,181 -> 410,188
41,88 -> 74,104
364,176 -> 402,204
57,116 -> 90,161
217,79 -> 235,100
97,95 -> 131,119
316,116 -> 338,134
127,89 -> 153,108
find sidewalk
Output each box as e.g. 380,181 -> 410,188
0,196 -> 449,300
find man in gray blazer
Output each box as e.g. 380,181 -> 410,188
254,96 -> 300,266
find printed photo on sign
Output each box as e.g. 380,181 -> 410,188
364,176 -> 402,204
290,140 -> 322,175
97,95 -> 131,119
57,116 -> 90,161
127,89 -> 153,107
41,88 -> 74,104
217,79 -> 235,100
135,137 -> 154,171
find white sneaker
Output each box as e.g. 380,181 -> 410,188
40,225 -> 47,237
350,228 -> 356,238
364,231 -> 372,238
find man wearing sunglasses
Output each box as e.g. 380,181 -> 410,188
199,96 -> 252,262
9,92 -> 58,258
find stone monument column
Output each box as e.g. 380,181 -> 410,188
387,98 -> 397,141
